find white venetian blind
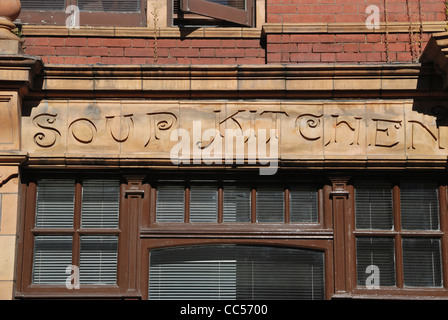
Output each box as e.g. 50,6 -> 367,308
400,182 -> 439,230
355,181 -> 393,230
356,237 -> 396,286
35,179 -> 75,229
156,185 -> 185,222
290,187 -> 318,223
78,0 -> 140,12
148,245 -> 325,300
256,187 -> 284,223
79,235 -> 118,285
402,238 -> 442,287
32,235 -> 73,284
81,179 -> 120,229
189,186 -> 218,223
223,186 -> 251,222
21,0 -> 66,10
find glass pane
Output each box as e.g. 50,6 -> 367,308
355,181 -> 393,230
35,179 -> 75,229
402,238 -> 442,287
21,0 -> 66,10
81,180 -> 120,229
78,0 -> 140,12
400,182 -> 439,230
223,186 -> 251,222
256,187 -> 284,223
156,185 -> 185,222
189,186 -> 218,223
149,245 -> 324,300
79,235 -> 118,285
290,187 -> 318,223
32,235 -> 73,284
356,237 -> 396,287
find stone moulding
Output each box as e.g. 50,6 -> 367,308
22,63 -> 446,100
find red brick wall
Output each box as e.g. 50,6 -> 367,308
267,0 -> 445,24
266,32 -> 432,63
22,0 -> 445,65
23,37 -> 265,65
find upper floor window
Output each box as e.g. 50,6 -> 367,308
171,0 -> 255,27
18,0 -> 147,27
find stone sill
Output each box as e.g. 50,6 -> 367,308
19,21 -> 446,38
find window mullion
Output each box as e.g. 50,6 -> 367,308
250,188 -> 256,223
72,181 -> 83,269
285,188 -> 290,224
393,184 -> 404,288
185,186 -> 190,223
218,187 -> 223,224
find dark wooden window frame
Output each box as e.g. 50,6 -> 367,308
347,174 -> 448,299
140,238 -> 334,300
16,172 -> 133,298
142,174 -> 333,237
17,0 -> 147,27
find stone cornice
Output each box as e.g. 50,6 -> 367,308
0,54 -> 43,95
21,63 -> 445,100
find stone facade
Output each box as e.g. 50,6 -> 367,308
1,0 -> 448,300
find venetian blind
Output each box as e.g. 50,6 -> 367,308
148,245 -> 324,300
189,186 -> 218,223
290,187 -> 318,223
256,187 -> 284,223
400,182 -> 439,230
77,0 -> 140,12
223,186 -> 251,222
402,238 -> 442,287
356,237 -> 396,286
355,181 -> 393,230
32,235 -> 73,284
81,179 -> 120,229
79,235 -> 118,285
21,0 -> 66,10
174,0 -> 245,12
35,179 -> 75,229
156,185 -> 185,222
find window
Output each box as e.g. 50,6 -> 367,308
353,179 -> 447,292
18,0 -> 147,27
170,0 -> 255,27
19,177 -> 124,296
148,244 -> 325,300
153,180 -> 321,226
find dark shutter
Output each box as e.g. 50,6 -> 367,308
21,0 -> 66,10
256,187 -> 284,223
189,186 -> 218,223
356,237 -> 396,287
400,182 -> 439,230
289,187 -> 318,223
180,0 -> 254,26
223,186 -> 251,222
32,235 -> 73,284
77,0 -> 140,12
79,235 -> 118,285
156,185 -> 185,222
355,181 -> 393,230
35,179 -> 75,229
149,245 -> 325,300
402,238 -> 442,287
81,179 -> 120,229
